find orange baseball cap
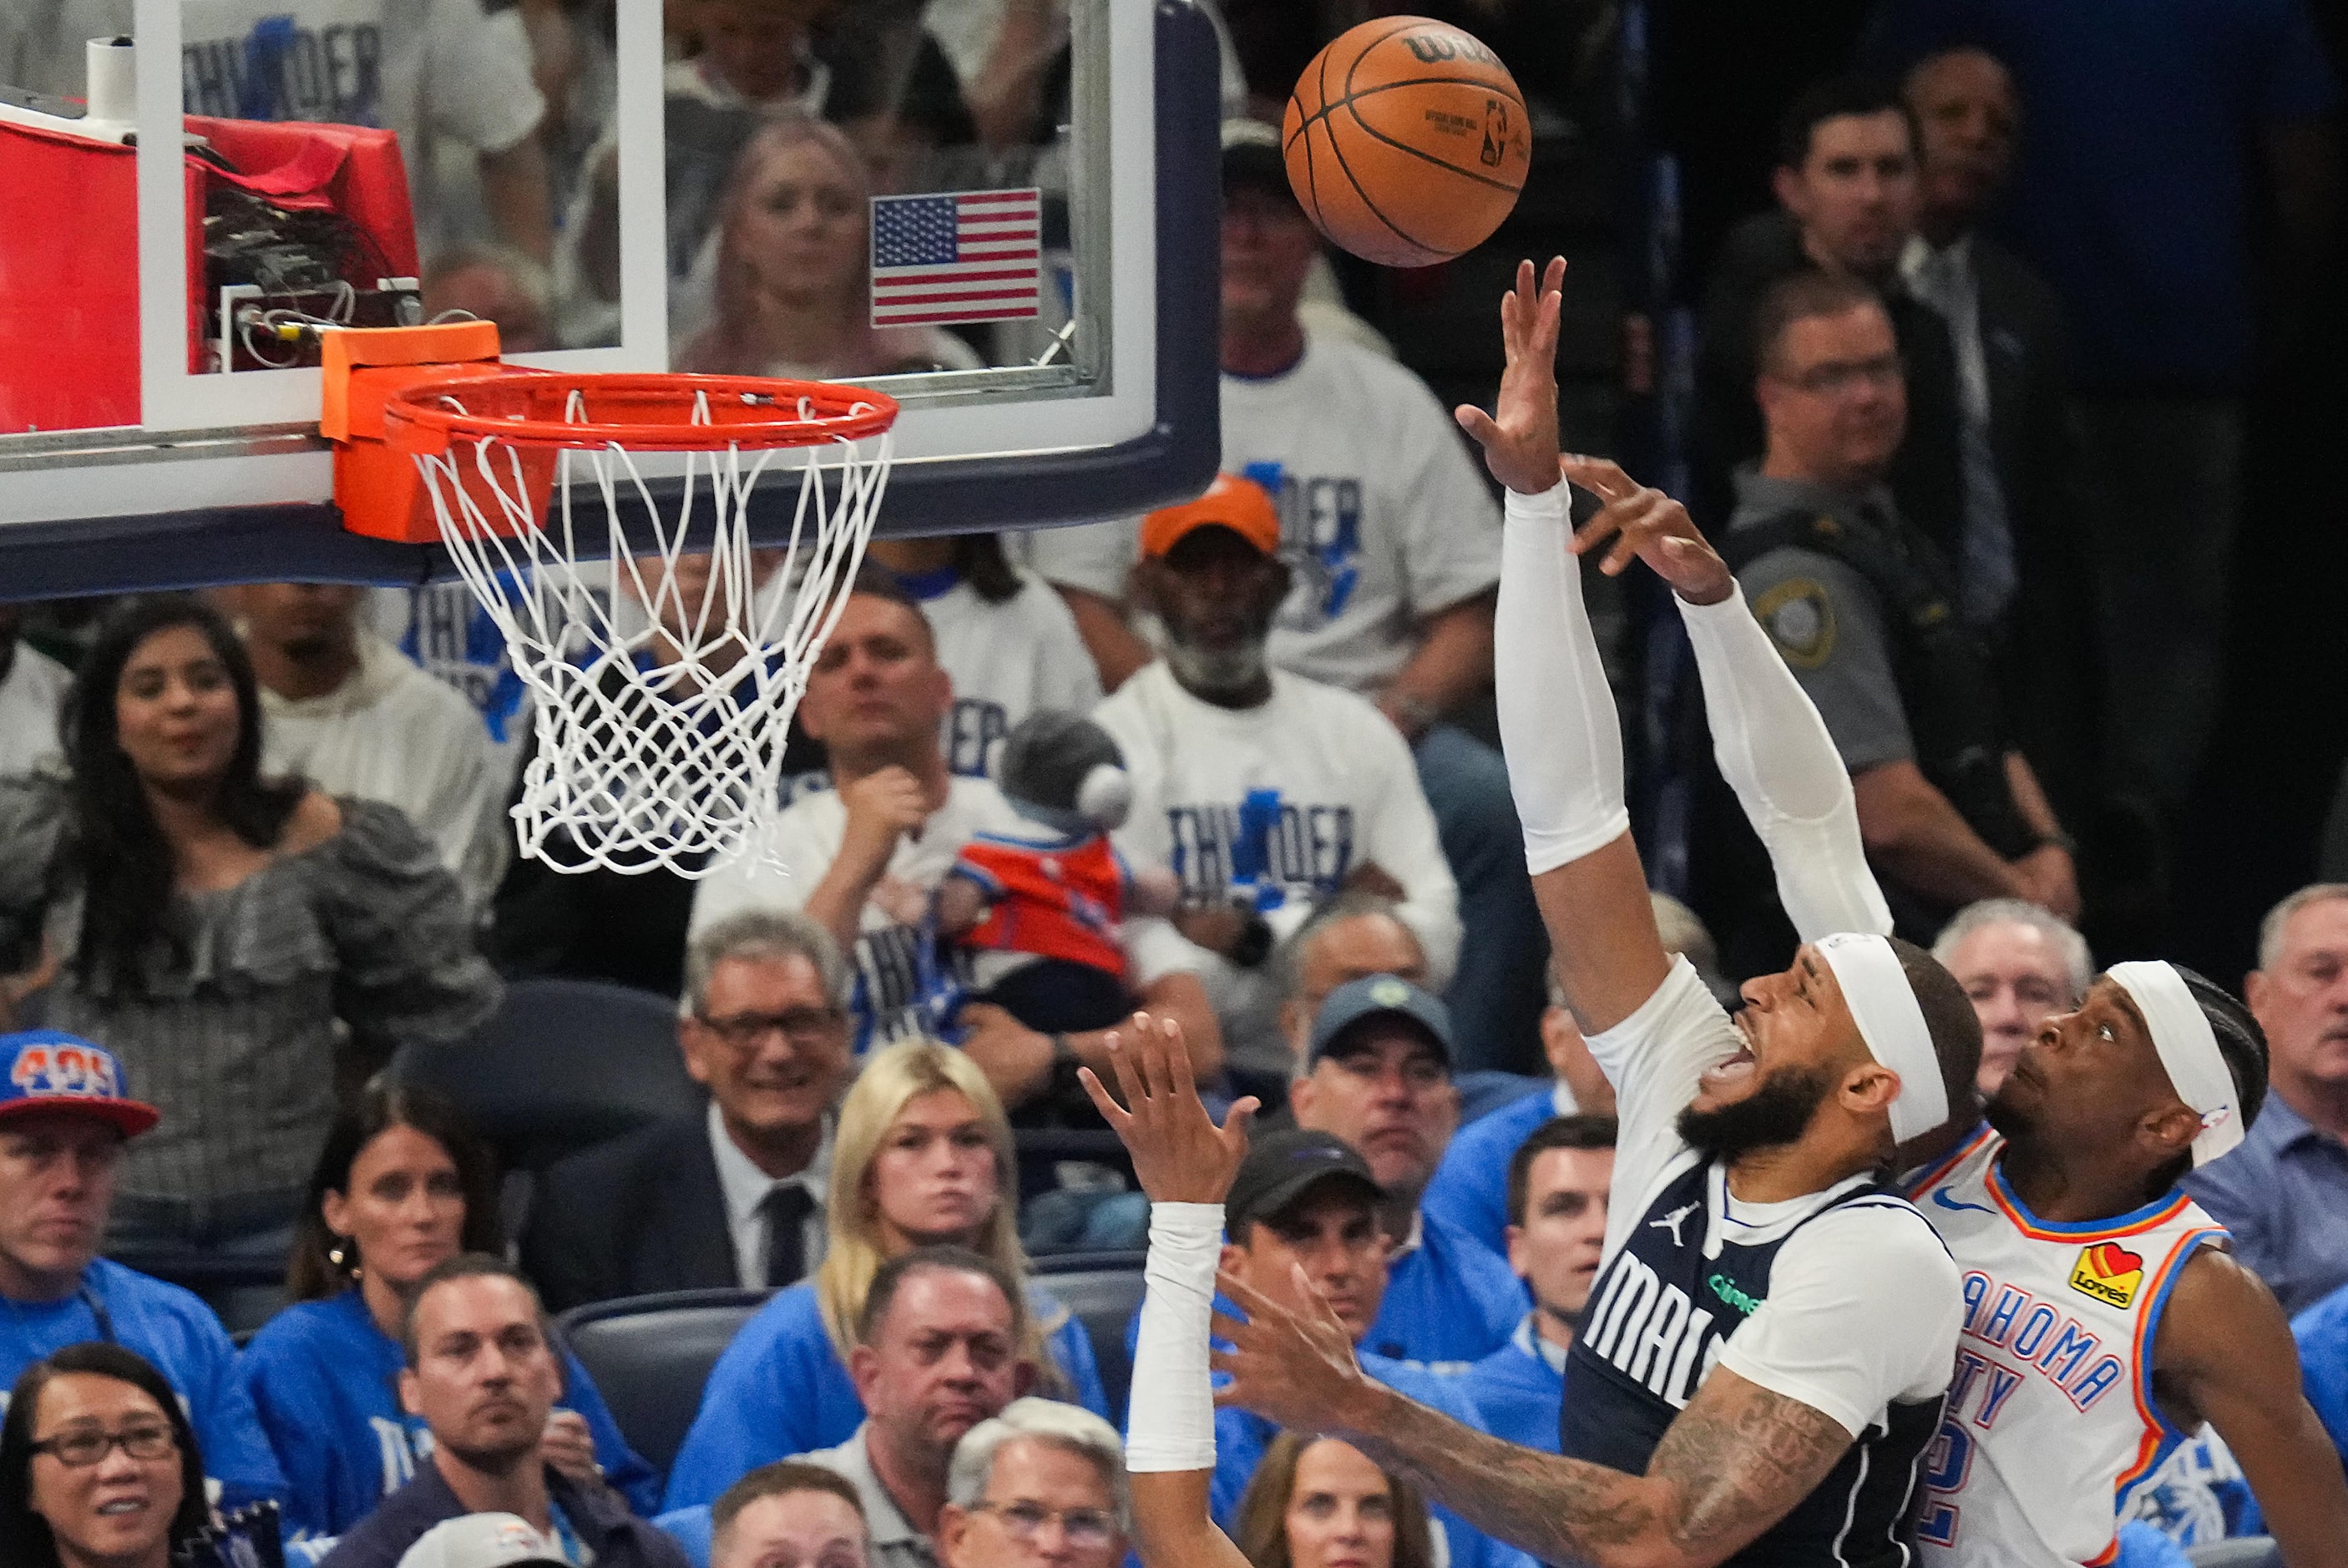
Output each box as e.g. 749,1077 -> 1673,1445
1141,473 -> 1282,559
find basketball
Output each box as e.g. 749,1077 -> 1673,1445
1282,16 -> 1531,268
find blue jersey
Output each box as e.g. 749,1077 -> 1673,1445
1368,1210 -> 1521,1368
1441,1317 -> 1564,1454
0,1259 -> 286,1514
1212,1353 -> 1535,1568
1423,1089 -> 1566,1262
238,1289 -> 658,1539
661,1280 -> 1111,1510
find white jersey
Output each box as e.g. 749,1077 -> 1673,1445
1019,331 -> 1502,697
915,570 -> 1103,778
1905,1126 -> 2229,1566
1093,661 -> 1459,984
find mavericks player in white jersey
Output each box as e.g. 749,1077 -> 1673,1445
1207,260 -> 1986,1568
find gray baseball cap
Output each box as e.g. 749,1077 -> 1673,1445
1306,974 -> 1455,1068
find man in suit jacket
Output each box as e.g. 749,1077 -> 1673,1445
1693,73 -> 1967,560
1897,46 -> 2100,827
523,910 -> 854,1310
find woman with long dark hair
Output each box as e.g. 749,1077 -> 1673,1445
0,1343 -> 210,1568
239,1080 -> 657,1538
0,595 -> 499,1255
1232,1434 -> 1437,1568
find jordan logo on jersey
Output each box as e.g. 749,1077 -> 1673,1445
2067,1242 -> 2145,1309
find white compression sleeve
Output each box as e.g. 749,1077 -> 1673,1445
1496,482 -> 1630,874
1125,1201 -> 1223,1473
1676,590 -> 1893,940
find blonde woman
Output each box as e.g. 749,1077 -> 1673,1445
673,113 -> 987,381
661,1040 -> 1107,1509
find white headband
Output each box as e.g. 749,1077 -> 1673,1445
1816,933 -> 1950,1145
2106,961 -> 2245,1168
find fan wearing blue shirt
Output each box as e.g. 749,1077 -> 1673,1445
0,1030 -> 286,1515
239,1080 -> 656,1540
1288,975 -> 1521,1367
1437,1115 -> 1615,1454
663,1041 -> 1109,1511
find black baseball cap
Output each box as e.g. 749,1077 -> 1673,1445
1222,118 -> 1293,202
1306,974 -> 1455,1069
1227,1128 -> 1382,1231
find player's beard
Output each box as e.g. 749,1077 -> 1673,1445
1677,1065 -> 1834,1161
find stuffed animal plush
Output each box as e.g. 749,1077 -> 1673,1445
936,711 -> 1180,1033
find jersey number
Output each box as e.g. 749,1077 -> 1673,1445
1916,1417 -> 1971,1547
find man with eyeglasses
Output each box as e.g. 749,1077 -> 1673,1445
1721,268 -> 2080,943
524,912 -> 855,1310
937,1399 -> 1130,1568
0,1029 -> 287,1515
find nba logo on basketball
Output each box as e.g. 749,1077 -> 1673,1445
2067,1243 -> 2145,1308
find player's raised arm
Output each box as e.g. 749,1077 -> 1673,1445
1076,1014 -> 1260,1568
1212,1265 -> 1853,1568
1560,455 -> 1893,944
1460,258 -> 1670,1034
2157,1250 -> 2348,1568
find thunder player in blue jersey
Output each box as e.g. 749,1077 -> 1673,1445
1208,259 -> 1986,1568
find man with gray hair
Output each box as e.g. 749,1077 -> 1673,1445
938,1399 -> 1131,1568
2184,883 -> 2348,1314
523,910 -> 854,1308
1931,897 -> 2092,1095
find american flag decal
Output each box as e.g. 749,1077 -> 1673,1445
869,188 -> 1043,328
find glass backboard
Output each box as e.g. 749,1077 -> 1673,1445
0,0 -> 1219,598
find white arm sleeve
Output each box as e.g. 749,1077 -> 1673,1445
1496,483 -> 1628,873
1675,591 -> 1894,941
1125,1201 -> 1223,1473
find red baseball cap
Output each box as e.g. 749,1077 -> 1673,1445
1141,473 -> 1282,559
0,1031 -> 160,1139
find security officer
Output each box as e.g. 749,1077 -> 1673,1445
1717,271 -> 2078,943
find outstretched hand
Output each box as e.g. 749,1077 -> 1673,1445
1078,1012 -> 1257,1205
1211,1266 -> 1380,1436
1455,257 -> 1566,496
1561,455 -> 1734,605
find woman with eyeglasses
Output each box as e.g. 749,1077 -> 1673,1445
0,1343 -> 210,1568
662,1040 -> 1108,1510
236,1080 -> 658,1540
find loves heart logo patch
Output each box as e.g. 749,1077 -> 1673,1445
2068,1242 -> 2147,1309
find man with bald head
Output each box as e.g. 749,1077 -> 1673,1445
1896,47 -> 2098,822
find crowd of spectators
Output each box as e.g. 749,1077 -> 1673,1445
3,2 -> 2348,1567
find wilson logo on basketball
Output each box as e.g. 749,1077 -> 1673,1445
2067,1243 -> 2146,1308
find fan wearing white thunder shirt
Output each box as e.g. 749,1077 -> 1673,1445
1095,473 -> 1460,1030
1206,260 -> 1979,1568
688,572 -> 1222,1116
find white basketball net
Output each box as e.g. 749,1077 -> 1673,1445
409,385 -> 893,878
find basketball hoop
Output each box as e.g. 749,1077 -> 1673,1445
355,357 -> 899,878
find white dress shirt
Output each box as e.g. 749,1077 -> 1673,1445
706,1102 -> 832,1291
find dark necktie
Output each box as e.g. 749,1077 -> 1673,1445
761,1185 -> 817,1287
